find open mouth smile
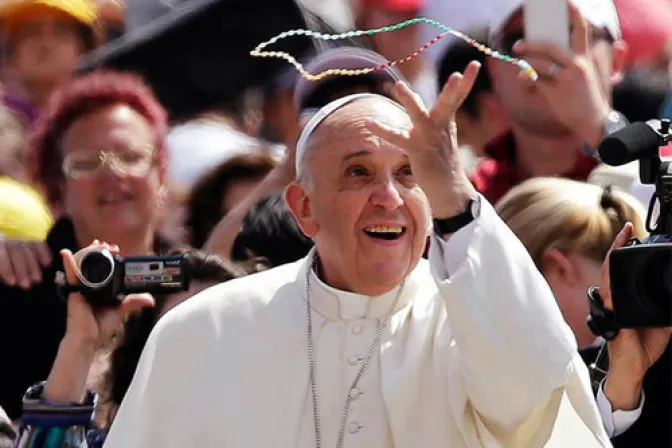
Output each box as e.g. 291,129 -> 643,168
363,226 -> 407,241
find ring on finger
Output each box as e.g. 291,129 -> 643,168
547,62 -> 561,77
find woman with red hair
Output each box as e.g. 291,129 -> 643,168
0,70 -> 172,422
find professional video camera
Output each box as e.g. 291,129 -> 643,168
56,248 -> 191,306
588,118 -> 672,334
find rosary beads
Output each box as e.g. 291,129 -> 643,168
250,17 -> 539,82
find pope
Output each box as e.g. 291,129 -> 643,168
104,62 -> 611,447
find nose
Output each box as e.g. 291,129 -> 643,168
98,159 -> 128,180
370,178 -> 404,211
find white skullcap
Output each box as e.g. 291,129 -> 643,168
295,93 -> 405,177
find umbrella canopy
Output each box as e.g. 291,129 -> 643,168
78,0 -> 316,120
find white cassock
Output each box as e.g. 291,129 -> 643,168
104,198 -> 611,448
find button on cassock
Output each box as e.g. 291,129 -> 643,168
348,388 -> 362,400
347,422 -> 361,434
347,355 -> 362,365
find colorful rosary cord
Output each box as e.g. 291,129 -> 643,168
250,17 -> 539,82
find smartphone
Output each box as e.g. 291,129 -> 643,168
524,0 -> 570,51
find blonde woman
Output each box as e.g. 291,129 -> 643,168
496,177 -> 647,348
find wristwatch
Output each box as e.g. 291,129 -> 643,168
433,196 -> 481,235
584,110 -> 629,159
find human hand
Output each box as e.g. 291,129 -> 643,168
0,238 -> 51,289
61,240 -> 155,348
366,62 -> 480,218
599,223 -> 672,410
512,3 -> 612,148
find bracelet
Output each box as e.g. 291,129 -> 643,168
22,382 -> 98,427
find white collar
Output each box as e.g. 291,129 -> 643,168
296,248 -> 422,321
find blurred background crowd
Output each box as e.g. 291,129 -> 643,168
0,0 -> 671,446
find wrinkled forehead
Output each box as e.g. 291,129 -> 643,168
317,98 -> 410,137
295,93 -> 409,175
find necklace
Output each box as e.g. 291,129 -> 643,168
305,256 -> 406,448
251,17 -> 538,82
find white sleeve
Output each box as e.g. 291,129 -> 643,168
104,303 -> 214,448
428,196 -> 580,427
596,379 -> 644,438
427,197 -> 610,445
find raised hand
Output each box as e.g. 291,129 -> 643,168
0,238 -> 51,289
61,240 -> 155,346
367,61 -> 481,218
512,2 -> 614,148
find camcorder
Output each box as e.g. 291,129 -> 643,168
589,118 -> 672,334
56,248 -> 191,306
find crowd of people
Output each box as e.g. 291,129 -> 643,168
0,0 -> 671,446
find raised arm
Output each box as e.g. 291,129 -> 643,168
368,62 -> 608,444
427,199 -> 597,433
204,163 -> 291,259
13,242 -> 154,448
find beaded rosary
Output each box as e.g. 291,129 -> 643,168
250,17 -> 539,82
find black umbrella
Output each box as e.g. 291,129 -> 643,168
78,0 -> 317,121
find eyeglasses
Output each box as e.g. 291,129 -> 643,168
494,27 -> 614,56
62,146 -> 155,179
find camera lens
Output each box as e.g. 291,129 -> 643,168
638,250 -> 672,317
80,250 -> 114,286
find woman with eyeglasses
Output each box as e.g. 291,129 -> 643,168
0,70 -> 174,423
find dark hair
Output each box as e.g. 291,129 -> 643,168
103,249 -> 256,424
300,75 -> 390,111
27,70 -> 168,207
613,68 -> 671,123
437,28 -> 492,119
75,21 -> 102,53
186,152 -> 277,248
231,192 -> 313,267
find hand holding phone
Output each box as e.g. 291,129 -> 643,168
524,0 -> 570,51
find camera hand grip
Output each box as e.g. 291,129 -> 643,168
54,270 -> 120,305
586,286 -> 620,341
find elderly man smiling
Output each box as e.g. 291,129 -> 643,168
104,62 -> 610,447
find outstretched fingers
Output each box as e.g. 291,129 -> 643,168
432,61 -> 481,125
392,81 -> 430,124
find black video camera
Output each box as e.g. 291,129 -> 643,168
596,118 -> 672,329
56,248 -> 191,306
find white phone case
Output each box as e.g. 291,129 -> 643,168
524,0 -> 570,51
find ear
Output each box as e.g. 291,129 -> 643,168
59,179 -> 76,218
485,58 -> 504,95
242,108 -> 263,138
479,93 -> 509,128
284,182 -> 319,237
156,184 -> 169,209
541,248 -> 580,287
609,40 -> 628,85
